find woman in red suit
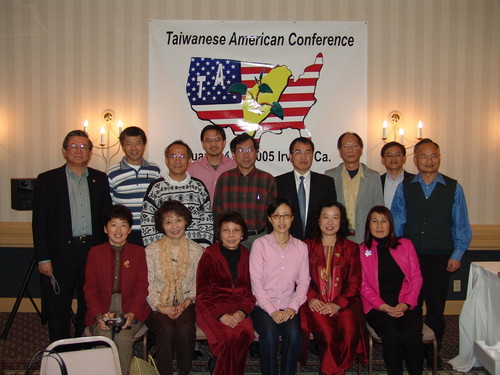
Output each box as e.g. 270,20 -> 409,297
302,200 -> 366,375
84,205 -> 150,374
196,212 -> 256,375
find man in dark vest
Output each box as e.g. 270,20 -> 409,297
391,138 -> 471,366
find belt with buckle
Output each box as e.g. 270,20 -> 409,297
247,227 -> 266,236
71,235 -> 93,244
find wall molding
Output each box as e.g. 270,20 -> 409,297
0,222 -> 499,249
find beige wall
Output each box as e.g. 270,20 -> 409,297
0,0 -> 499,224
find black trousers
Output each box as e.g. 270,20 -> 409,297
367,307 -> 423,375
43,241 -> 91,342
418,253 -> 451,345
146,304 -> 196,375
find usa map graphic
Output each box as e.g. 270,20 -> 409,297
186,53 -> 323,139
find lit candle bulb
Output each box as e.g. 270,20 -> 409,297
417,121 -> 423,139
399,128 -> 405,144
382,120 -> 388,139
100,127 -> 105,145
83,119 -> 88,132
117,120 -> 123,135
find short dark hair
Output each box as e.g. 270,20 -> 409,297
363,205 -> 400,249
214,212 -> 249,243
381,141 -> 406,157
62,130 -> 93,151
105,204 -> 133,227
337,132 -> 363,150
164,140 -> 193,160
200,125 -> 226,142
266,196 -> 295,233
414,138 -> 439,154
154,200 -> 192,234
308,200 -> 350,240
229,133 -> 259,153
119,126 -> 147,145
289,137 -> 315,154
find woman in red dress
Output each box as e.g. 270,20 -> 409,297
302,200 -> 366,375
196,212 -> 256,375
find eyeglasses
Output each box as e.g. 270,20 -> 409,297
384,153 -> 403,158
270,213 -> 293,220
236,147 -> 255,154
204,137 -> 222,143
418,154 -> 440,160
168,154 -> 187,159
292,150 -> 313,156
67,143 -> 90,151
341,143 -> 360,150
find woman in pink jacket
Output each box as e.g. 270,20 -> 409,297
359,206 -> 423,375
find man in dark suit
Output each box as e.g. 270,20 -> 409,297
276,137 -> 337,239
380,141 -> 415,208
32,130 -> 112,342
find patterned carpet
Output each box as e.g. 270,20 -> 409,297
0,313 -> 489,374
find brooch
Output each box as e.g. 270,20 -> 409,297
123,260 -> 130,268
364,250 -> 372,257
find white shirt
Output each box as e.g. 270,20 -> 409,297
383,171 -> 405,208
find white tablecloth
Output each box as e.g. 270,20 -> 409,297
449,262 -> 500,372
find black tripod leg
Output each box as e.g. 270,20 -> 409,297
1,256 -> 42,339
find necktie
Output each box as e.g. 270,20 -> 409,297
298,176 -> 306,235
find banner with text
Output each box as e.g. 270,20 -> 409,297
149,20 -> 367,176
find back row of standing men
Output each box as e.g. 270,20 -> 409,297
32,125 -> 471,363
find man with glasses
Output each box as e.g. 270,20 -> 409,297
380,141 -> 415,209
107,126 -> 161,246
325,132 -> 383,243
213,133 -> 277,248
187,125 -> 236,204
391,138 -> 471,367
276,137 -> 337,239
141,140 -> 213,246
32,130 -> 112,341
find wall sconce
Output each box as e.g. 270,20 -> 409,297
381,111 -> 424,146
82,109 -> 123,167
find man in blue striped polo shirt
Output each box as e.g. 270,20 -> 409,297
107,126 -> 161,246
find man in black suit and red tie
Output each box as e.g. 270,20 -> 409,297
380,141 -> 415,209
276,137 -> 337,240
32,130 -> 112,342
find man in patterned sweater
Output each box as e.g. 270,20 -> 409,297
107,126 -> 161,246
141,140 -> 213,247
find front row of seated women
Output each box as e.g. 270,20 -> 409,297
84,199 -> 423,375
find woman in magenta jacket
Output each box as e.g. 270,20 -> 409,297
359,206 -> 423,375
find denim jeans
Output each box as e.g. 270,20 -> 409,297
251,306 -> 302,375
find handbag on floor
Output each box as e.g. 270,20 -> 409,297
129,354 -> 159,375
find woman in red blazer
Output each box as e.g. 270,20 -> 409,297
359,206 -> 423,375
302,200 -> 366,375
84,205 -> 150,374
196,212 -> 256,375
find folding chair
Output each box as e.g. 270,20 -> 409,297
40,336 -> 121,375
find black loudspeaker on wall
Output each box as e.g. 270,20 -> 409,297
11,178 -> 36,211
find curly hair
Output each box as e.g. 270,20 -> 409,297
154,200 -> 192,234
